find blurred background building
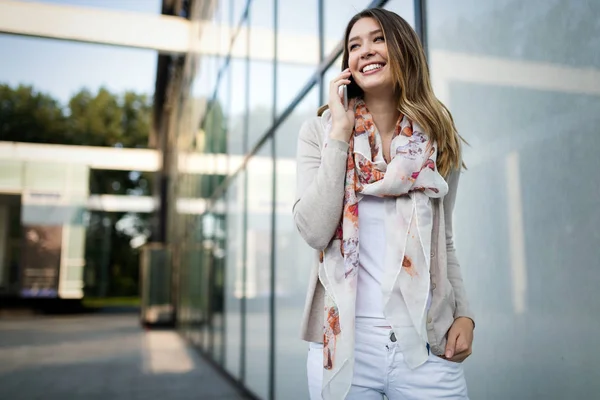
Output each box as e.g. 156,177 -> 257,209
1,0 -> 599,399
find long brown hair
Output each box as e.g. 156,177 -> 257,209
319,8 -> 464,176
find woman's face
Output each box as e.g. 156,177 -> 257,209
347,17 -> 393,95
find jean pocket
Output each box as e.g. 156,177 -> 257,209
430,353 -> 462,368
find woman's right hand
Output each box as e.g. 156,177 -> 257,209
328,68 -> 356,143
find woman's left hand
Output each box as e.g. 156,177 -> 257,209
443,317 -> 474,362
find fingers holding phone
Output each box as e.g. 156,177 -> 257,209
328,69 -> 355,142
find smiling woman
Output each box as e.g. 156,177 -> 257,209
295,7 -> 474,400
346,20 -> 391,91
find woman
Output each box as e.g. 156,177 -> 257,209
293,8 -> 475,400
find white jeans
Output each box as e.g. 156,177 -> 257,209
307,323 -> 469,399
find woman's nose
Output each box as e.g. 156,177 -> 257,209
360,45 -> 374,59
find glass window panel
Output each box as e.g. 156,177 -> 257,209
324,0 -> 373,56
228,57 -> 247,161
277,65 -> 318,115
276,0 -> 319,115
247,0 -> 274,150
233,0 -> 249,28
217,64 -> 231,150
248,0 -> 272,30
248,60 -> 274,148
201,212 -> 215,352
20,0 -> 161,14
211,64 -> 230,191
203,70 -> 228,195
383,0 -> 415,27
274,87 -> 320,400
210,196 -> 227,364
0,34 -> 156,121
192,56 -> 219,105
188,237 -> 205,348
224,172 -> 245,378
429,0 -> 599,69
244,142 -> 272,399
211,0 -> 229,60
427,1 -> 600,399
178,244 -> 192,330
322,54 -> 343,105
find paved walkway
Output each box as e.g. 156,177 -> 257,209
0,312 -> 248,400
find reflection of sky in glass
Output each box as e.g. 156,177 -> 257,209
277,64 -> 319,114
19,0 -> 160,13
191,56 -> 219,100
0,35 -> 157,103
0,0 -> 472,131
276,0 -> 319,114
0,0 -> 426,110
324,0 -> 373,54
384,0 -> 415,26
232,0 -> 248,27
214,0 -> 232,27
248,60 -> 274,147
278,0 -> 318,36
216,64 -> 230,119
0,0 -> 160,103
227,58 -> 246,155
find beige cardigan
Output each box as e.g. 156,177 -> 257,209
292,115 -> 474,357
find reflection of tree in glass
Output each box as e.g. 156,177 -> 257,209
1,83 -> 154,298
0,84 -> 152,147
202,99 -> 227,154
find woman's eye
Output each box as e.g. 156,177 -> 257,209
375,36 -> 385,42
349,43 -> 359,50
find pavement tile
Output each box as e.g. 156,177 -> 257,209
0,313 -> 249,400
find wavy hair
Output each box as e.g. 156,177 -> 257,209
318,8 -> 464,176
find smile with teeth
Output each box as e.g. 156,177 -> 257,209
362,63 -> 384,73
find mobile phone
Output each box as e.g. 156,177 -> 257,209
342,84 -> 348,111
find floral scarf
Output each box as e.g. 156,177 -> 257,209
318,100 -> 449,399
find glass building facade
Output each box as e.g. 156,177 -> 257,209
166,0 -> 600,399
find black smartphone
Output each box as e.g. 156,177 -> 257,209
342,84 -> 348,111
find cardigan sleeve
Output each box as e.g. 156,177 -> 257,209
292,117 -> 349,250
443,165 -> 475,325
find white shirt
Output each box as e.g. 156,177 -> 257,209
356,195 -> 388,321
356,195 -> 432,324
